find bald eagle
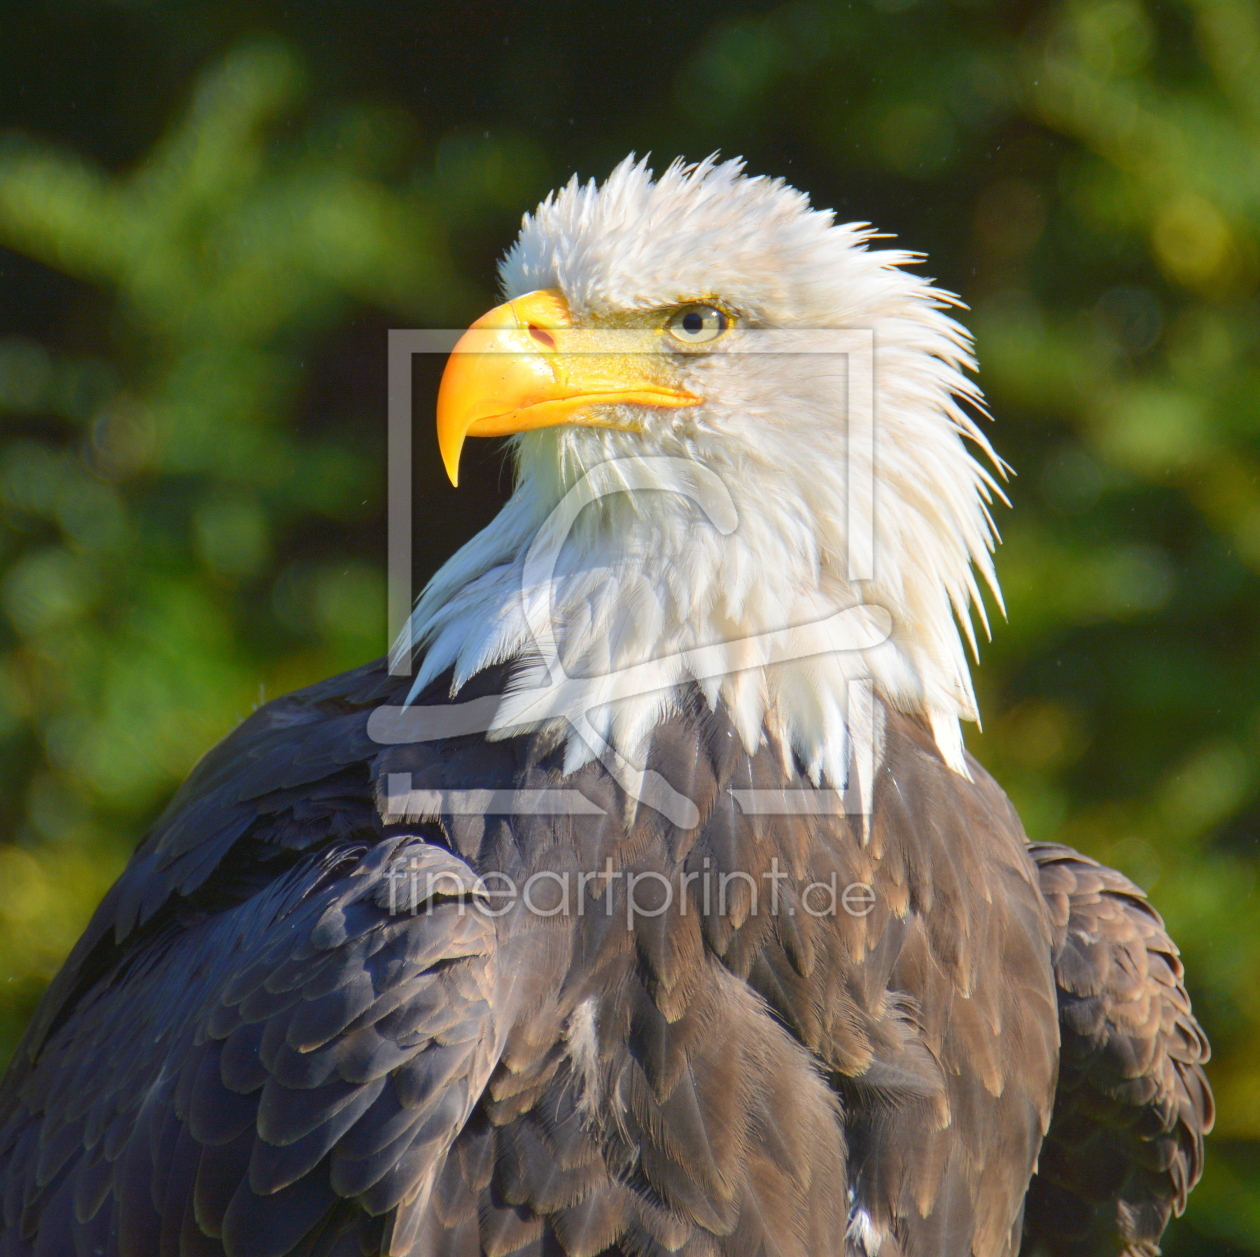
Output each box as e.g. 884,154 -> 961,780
0,157 -> 1212,1257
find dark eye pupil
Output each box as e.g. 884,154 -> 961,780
682,311 -> 704,333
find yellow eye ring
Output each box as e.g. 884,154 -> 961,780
666,304 -> 732,346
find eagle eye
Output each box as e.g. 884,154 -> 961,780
666,304 -> 731,346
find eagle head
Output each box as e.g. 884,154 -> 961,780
408,156 -> 1003,786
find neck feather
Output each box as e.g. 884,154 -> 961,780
406,424 -> 996,785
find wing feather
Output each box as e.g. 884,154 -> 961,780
0,829 -> 501,1257
1021,843 -> 1214,1257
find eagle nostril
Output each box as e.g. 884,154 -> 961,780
529,326 -> 556,349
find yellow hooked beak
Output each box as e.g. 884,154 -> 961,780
436,288 -> 702,485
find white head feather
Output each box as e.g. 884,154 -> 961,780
407,155 -> 1003,785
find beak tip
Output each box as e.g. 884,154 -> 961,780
438,429 -> 463,487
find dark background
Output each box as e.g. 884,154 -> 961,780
2,1 -> 1258,1250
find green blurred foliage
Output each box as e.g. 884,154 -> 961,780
2,1 -> 1260,1250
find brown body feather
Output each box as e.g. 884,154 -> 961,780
1021,846 -> 1213,1257
0,660 -> 1211,1257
